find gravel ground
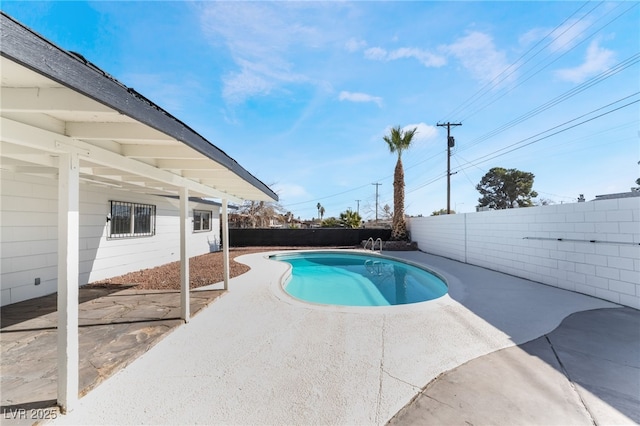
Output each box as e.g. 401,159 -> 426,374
88,246 -> 354,291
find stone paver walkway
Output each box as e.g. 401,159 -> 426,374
1,286 -> 224,425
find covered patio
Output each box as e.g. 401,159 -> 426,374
1,285 -> 225,422
1,12 -> 276,413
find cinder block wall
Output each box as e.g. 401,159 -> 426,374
409,198 -> 640,309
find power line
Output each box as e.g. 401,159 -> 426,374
459,53 -> 640,153
458,1 -> 639,123
441,0 -> 601,122
453,96 -> 639,172
407,96 -> 637,196
282,95 -> 637,215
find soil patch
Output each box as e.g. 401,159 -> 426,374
87,246 -> 354,291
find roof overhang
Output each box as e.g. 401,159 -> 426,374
0,13 -> 278,203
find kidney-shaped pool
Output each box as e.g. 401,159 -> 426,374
270,251 -> 448,307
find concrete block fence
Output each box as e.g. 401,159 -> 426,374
408,197 -> 640,309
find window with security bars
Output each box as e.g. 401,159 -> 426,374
109,201 -> 156,238
193,210 -> 212,232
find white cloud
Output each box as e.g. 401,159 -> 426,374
520,19 -> 592,53
198,2 -> 337,105
555,39 -> 616,83
339,91 -> 383,107
445,31 -> 512,84
387,47 -> 446,67
548,19 -> 592,53
364,47 -> 388,61
273,183 -> 309,200
405,123 -> 439,145
519,27 -> 550,47
364,46 -> 446,68
345,37 -> 367,52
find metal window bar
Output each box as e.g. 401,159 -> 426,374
109,201 -> 156,238
193,210 -> 212,232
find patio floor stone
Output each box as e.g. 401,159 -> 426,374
1,286 -> 224,425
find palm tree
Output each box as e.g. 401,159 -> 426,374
319,206 -> 325,221
383,125 -> 417,240
339,209 -> 362,229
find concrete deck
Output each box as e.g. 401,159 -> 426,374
2,249 -> 638,425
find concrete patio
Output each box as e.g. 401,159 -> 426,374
2,249 -> 638,425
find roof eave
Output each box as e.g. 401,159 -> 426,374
0,12 -> 278,202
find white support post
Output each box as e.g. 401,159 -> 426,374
57,152 -> 79,413
180,187 -> 190,322
222,199 -> 230,290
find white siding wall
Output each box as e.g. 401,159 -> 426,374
1,170 -> 221,306
409,198 -> 640,309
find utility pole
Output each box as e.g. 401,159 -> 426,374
437,122 -> 462,214
371,183 -> 381,222
355,199 -> 361,216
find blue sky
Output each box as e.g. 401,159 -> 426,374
3,1 -> 639,219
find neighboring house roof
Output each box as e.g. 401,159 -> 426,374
0,12 -> 277,203
593,191 -> 640,201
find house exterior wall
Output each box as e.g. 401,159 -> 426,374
1,169 -> 221,306
408,198 -> 640,309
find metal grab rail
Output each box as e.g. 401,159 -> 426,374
364,237 -> 374,251
373,238 -> 383,253
364,237 -> 383,253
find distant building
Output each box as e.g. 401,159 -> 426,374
593,191 -> 640,201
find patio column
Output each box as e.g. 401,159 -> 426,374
57,151 -> 79,413
222,198 -> 230,290
179,187 -> 190,322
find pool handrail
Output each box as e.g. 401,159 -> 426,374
373,238 -> 383,254
364,237 -> 374,251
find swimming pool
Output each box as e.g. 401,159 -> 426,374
270,251 -> 448,307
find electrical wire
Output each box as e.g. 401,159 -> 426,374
459,52 -> 640,153
453,96 -> 639,172
458,1 -> 638,123
281,3 -> 638,215
441,0 -> 601,122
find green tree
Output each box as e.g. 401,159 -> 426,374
321,217 -> 341,227
383,125 -> 418,240
431,208 -> 455,216
339,209 -> 362,229
476,167 -> 538,209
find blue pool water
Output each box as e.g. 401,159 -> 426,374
271,252 -> 448,307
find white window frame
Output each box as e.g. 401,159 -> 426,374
108,200 -> 156,239
193,209 -> 212,232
